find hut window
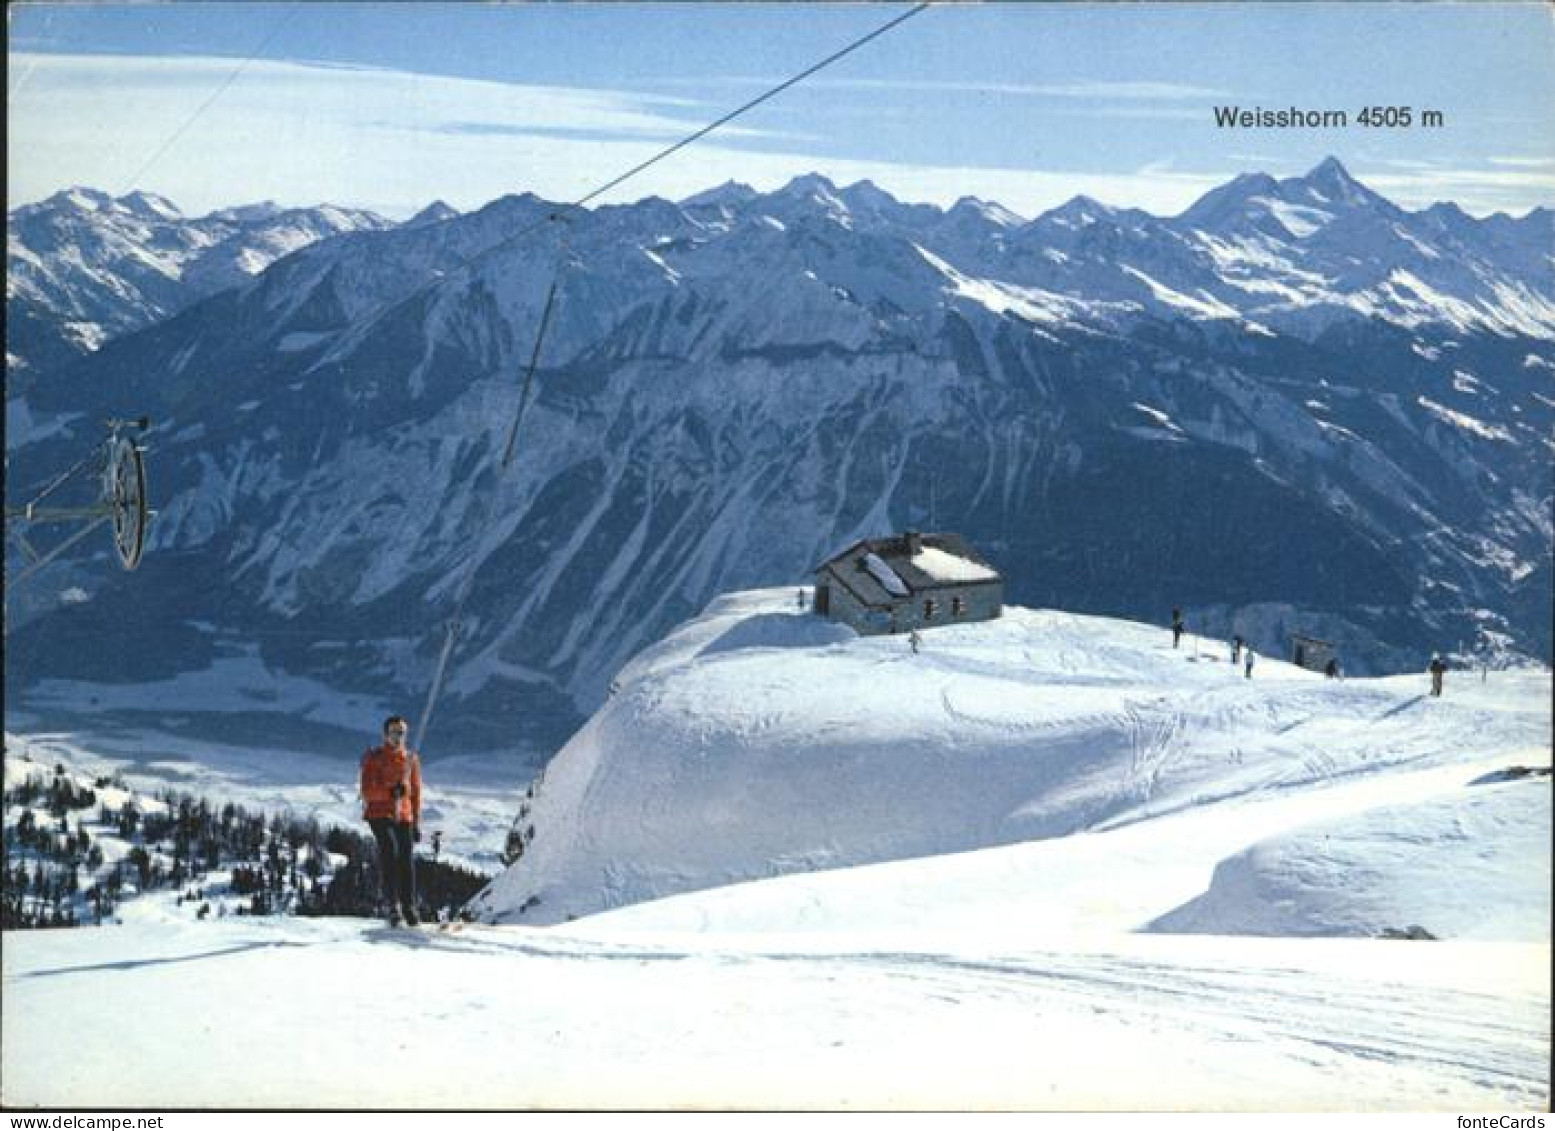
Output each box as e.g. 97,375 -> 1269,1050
952,595 -> 965,617
923,598 -> 938,620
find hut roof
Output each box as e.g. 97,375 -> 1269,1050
817,532 -> 1000,607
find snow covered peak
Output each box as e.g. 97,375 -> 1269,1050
453,192 -> 568,243
679,179 -> 760,211
1420,200 -> 1474,227
477,191 -> 560,220
118,190 -> 183,220
1175,159 -> 1404,243
405,201 -> 459,228
837,177 -> 889,199
43,186 -> 116,213
836,178 -> 903,213
777,172 -> 841,197
27,186 -> 184,222
949,195 -> 1024,228
1039,194 -> 1114,228
772,173 -> 849,217
1176,172 -> 1281,227
1026,195 -> 1160,243
1296,156 -> 1375,207
208,201 -> 286,225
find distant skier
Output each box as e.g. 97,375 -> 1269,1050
1171,608 -> 1185,650
1231,635 -> 1243,665
1324,657 -> 1341,680
1428,653 -> 1447,697
360,715 -> 423,927
797,587 -> 807,611
909,628 -> 923,655
1244,647 -> 1257,680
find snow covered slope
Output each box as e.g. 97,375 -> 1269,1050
475,589 -> 1551,930
3,590 -> 1547,1110
4,911 -> 1546,1109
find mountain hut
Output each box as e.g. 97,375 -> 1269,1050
1290,633 -> 1338,673
813,532 -> 1003,636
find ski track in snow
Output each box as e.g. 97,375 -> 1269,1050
3,910 -> 1547,1109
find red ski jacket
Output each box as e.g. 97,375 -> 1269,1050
360,744 -> 422,824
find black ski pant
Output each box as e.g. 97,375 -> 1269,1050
368,818 -> 418,911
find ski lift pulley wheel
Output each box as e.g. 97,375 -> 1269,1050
106,434 -> 148,570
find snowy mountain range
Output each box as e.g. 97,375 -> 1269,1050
5,159 -> 1552,763
6,187 -> 396,380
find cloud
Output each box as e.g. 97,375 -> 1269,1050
984,80 -> 1232,101
415,119 -> 818,146
1486,155 -> 1555,170
6,50 -> 1222,217
8,51 -> 1549,221
657,76 -> 1232,101
1364,167 -> 1555,215
1062,106 -> 1201,122
5,52 -> 749,212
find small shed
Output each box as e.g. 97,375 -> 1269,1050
813,531 -> 1003,636
1290,633 -> 1337,673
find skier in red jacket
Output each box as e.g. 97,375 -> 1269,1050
360,715 -> 423,926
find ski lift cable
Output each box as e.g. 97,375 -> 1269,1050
408,6 -> 932,754
499,261 -> 566,471
412,223 -> 575,754
563,1 -> 933,215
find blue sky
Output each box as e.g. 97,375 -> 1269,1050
9,2 -> 1554,219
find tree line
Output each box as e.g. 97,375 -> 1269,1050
3,761 -> 488,930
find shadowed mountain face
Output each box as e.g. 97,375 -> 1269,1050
6,161 -> 1552,764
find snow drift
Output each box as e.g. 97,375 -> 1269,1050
474,588 -> 1551,928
